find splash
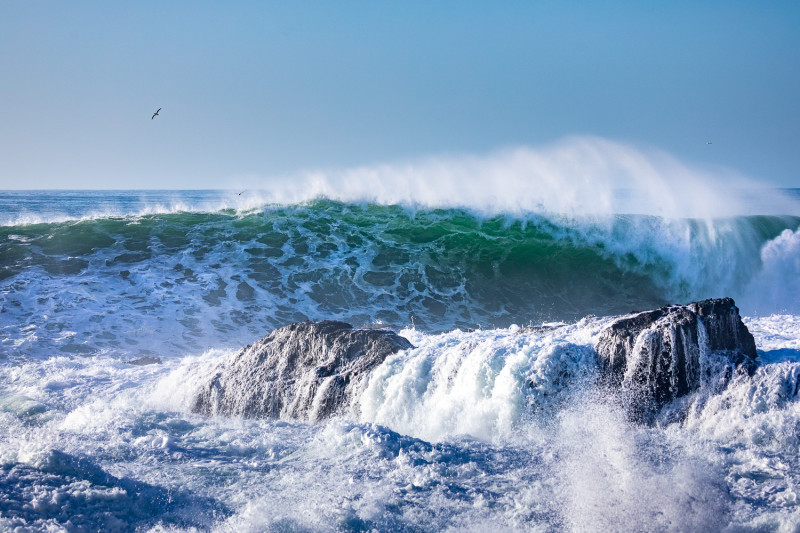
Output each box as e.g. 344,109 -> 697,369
256,136 -> 800,218
741,227 -> 800,315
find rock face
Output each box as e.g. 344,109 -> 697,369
191,321 -> 413,422
594,297 -> 757,416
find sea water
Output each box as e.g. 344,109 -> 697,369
2,182 -> 800,531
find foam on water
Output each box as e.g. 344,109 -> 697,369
746,315 -> 800,353
358,323 -> 601,442
4,316 -> 800,530
3,200 -> 799,363
553,395 -> 732,532
0,190 -> 261,227
741,227 -> 800,315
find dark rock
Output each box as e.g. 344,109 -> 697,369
191,320 -> 413,422
594,297 -> 757,417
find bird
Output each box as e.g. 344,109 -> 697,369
706,140 -> 712,145
151,108 -> 161,120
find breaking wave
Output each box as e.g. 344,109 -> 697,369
1,198 -> 799,360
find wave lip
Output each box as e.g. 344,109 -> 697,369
5,138 -> 800,226
253,136 -> 800,218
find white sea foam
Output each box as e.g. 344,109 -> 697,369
2,310 -> 800,530
358,324 -> 600,442
0,191 -> 259,227
554,396 -> 731,532
741,227 -> 800,315
682,361 -> 800,451
746,315 -> 800,353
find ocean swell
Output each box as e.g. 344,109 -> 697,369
1,200 -> 799,360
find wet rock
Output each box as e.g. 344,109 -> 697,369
191,320 -> 413,422
594,297 -> 757,417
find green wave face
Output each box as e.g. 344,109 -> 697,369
1,200 -> 798,358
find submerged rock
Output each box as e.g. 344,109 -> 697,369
191,321 -> 413,422
594,297 -> 757,417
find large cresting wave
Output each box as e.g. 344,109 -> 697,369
3,137 -> 800,360
2,198 -> 799,360
3,137 -> 800,531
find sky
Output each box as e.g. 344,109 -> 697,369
1,1 -> 799,190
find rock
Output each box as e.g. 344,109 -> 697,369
191,320 -> 413,422
594,297 -> 757,417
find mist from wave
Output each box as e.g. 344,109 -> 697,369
4,137 -> 800,227
251,136 -> 800,218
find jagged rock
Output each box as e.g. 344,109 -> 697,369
594,298 -> 757,416
191,321 -> 413,422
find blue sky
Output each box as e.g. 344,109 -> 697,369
1,1 -> 799,189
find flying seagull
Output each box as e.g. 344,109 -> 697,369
151,108 -> 161,120
706,139 -> 712,144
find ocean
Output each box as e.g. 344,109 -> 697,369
2,188 -> 800,531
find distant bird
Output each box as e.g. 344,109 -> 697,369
706,140 -> 712,145
237,191 -> 245,196
151,108 -> 161,120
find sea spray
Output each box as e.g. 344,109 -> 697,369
254,137 -> 800,218
358,325 -> 598,442
3,183 -> 800,531
741,227 -> 800,315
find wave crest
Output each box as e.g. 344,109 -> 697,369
255,136 -> 800,218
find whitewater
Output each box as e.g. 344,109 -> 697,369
2,139 -> 800,531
